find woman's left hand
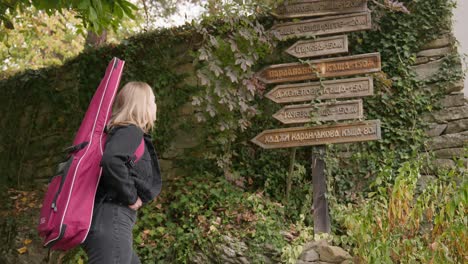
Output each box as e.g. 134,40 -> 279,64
129,197 -> 142,211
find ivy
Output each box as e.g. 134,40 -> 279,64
0,0 -> 464,262
189,2 -> 279,180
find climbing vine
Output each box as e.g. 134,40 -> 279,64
188,0 -> 461,215
190,1 -> 279,179
0,0 -> 464,263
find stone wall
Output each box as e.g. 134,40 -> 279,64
0,39 -> 205,187
411,34 -> 467,175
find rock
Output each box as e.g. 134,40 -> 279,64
432,106 -> 468,122
444,80 -> 465,93
238,257 -> 250,264
433,159 -> 456,170
425,123 -> 447,137
411,59 -> 444,81
171,127 -> 203,149
423,79 -> 465,94
219,245 -> 237,258
317,244 -> 352,263
422,34 -> 452,50
219,255 -> 237,264
417,47 -> 452,58
433,148 -> 465,159
340,260 -> 354,264
300,249 -> 319,262
222,235 -> 248,253
192,252 -> 210,263
417,175 -> 437,190
439,93 -> 466,108
446,119 -> 468,134
414,57 -> 429,65
302,242 -> 317,253
428,131 -> 468,150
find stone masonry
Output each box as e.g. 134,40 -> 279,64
411,34 -> 467,176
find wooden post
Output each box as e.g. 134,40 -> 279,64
311,145 -> 331,234
286,147 -> 297,206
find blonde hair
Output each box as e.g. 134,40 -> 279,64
108,82 -> 157,132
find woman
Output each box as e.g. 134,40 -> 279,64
83,82 -> 162,264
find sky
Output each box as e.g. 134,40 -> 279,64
151,2 -> 204,28
453,0 -> 468,96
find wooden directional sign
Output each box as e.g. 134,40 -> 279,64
266,77 -> 373,104
273,100 -> 363,124
256,53 -> 381,84
251,120 -> 381,149
286,35 -> 348,59
270,12 -> 371,40
272,0 -> 368,19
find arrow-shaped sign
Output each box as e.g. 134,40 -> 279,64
286,35 -> 348,59
271,0 -> 368,19
273,100 -> 363,124
256,53 -> 381,84
265,77 -> 374,104
270,12 -> 371,40
251,120 -> 381,149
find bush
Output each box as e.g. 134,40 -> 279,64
332,155 -> 467,263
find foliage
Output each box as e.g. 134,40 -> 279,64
190,0 -> 462,225
0,0 -> 464,262
0,187 -> 44,263
0,26 -> 195,186
0,3 -> 149,78
0,7 -> 85,79
102,173 -> 287,263
0,0 -> 138,33
324,0 -> 460,200
280,214 -> 314,264
190,0 -> 279,177
331,156 -> 467,263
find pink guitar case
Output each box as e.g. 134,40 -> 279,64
38,58 -> 133,250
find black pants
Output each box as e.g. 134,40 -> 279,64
83,202 -> 141,264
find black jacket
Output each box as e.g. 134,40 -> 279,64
97,124 -> 162,205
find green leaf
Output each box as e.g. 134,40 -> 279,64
88,7 -> 98,22
91,0 -> 103,14
113,5 -> 124,20
118,0 -> 136,19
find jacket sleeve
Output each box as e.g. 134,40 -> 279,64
100,125 -> 143,205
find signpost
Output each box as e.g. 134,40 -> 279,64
255,53 -> 381,84
270,12 -> 372,39
272,100 -> 363,124
251,120 -> 381,149
285,35 -> 349,58
265,76 -> 374,103
311,145 -> 329,233
272,0 -> 368,19
253,0 -> 381,235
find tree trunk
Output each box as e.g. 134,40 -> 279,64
85,30 -> 107,48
